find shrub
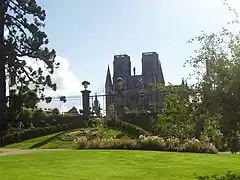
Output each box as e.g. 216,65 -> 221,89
75,135 -> 218,154
88,118 -> 104,128
106,119 -> 150,138
199,117 -> 225,151
197,171 -> 240,180
124,112 -> 155,132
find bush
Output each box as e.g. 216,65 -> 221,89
197,171 -> 240,180
88,118 -> 104,128
124,112 -> 155,132
106,119 -> 150,138
75,135 -> 218,154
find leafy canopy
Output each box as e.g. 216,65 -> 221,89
5,0 -> 59,96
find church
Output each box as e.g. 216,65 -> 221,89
105,52 -> 171,113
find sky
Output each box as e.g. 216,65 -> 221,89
35,0 -> 240,97
11,0 -> 240,111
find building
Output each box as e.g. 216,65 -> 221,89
105,52 -> 168,113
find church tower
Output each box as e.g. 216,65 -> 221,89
105,65 -> 113,114
141,52 -> 164,88
113,54 -> 131,90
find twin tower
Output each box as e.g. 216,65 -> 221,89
105,52 -> 165,111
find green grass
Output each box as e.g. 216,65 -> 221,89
40,139 -> 75,149
3,128 -> 128,149
40,128 -> 128,149
4,133 -> 61,149
0,150 -> 240,180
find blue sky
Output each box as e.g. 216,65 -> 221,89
37,0 -> 240,97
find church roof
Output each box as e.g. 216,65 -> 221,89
105,65 -> 113,87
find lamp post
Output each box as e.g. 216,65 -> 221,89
81,81 -> 91,120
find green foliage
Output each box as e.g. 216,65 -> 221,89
63,113 -> 72,117
185,23 -> 240,152
88,118 -> 104,128
199,116 -> 225,150
22,107 -> 34,119
149,104 -> 159,118
0,123 -> 80,147
6,88 -> 40,124
45,96 -> 52,103
66,127 -> 128,141
51,108 -> 60,116
106,104 -> 117,120
59,96 -> 66,103
124,111 -> 155,132
106,119 -> 151,138
34,108 -> 48,118
197,171 -> 240,180
156,93 -> 194,140
5,0 -> 58,93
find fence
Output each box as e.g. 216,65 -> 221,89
36,88 -> 173,118
37,95 -> 83,113
37,93 -> 108,116
89,94 -> 108,116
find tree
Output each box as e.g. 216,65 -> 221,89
21,87 -> 39,108
59,96 -> 66,103
6,87 -> 39,126
51,108 -> 60,117
156,92 -> 194,140
1,0 -> 58,130
185,12 -> 240,152
45,96 -> 52,104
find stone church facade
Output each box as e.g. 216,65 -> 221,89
105,52 -> 170,113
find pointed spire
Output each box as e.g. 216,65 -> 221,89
185,80 -> 188,88
181,77 -> 185,86
105,65 -> 113,87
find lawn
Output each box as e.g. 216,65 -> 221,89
4,132 -> 62,149
3,128 -> 128,149
0,150 -> 240,180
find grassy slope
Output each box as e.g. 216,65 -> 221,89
4,133 -> 61,149
4,128 -> 127,149
0,150 -> 240,180
40,128 -> 127,149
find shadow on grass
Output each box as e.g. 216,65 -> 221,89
29,132 -> 64,149
196,171 -> 240,180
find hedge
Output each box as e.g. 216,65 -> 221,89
106,119 -> 151,137
0,121 -> 86,147
124,113 -> 155,132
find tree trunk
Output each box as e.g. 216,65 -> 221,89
0,0 -> 7,131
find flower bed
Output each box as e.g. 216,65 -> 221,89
75,135 -> 218,154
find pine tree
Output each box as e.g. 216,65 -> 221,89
0,0 -> 58,130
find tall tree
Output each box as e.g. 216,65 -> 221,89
1,0 -> 58,130
185,5 -> 240,151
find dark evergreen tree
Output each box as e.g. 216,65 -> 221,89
0,0 -> 58,130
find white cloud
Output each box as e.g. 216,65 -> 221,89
44,56 -> 82,97
21,56 -> 82,97
29,56 -> 83,111
6,55 -> 83,111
